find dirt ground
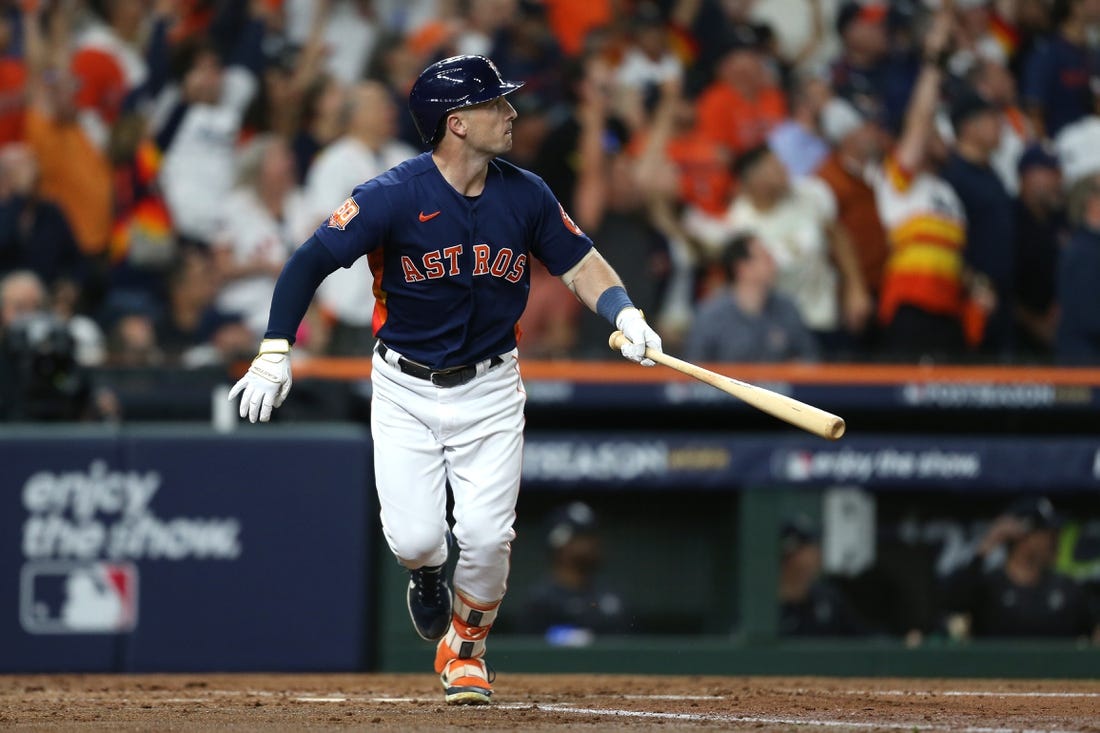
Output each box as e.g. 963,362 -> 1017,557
1,673 -> 1098,732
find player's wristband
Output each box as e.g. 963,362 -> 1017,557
596,286 -> 634,326
258,338 -> 291,355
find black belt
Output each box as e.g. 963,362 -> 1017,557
378,343 -> 504,388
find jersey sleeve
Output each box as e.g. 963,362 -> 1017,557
528,178 -> 594,276
312,179 -> 391,268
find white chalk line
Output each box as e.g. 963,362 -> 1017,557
784,689 -> 1100,700
103,688 -> 1095,731
537,703 -> 1084,733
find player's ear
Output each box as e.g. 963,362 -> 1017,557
446,112 -> 468,140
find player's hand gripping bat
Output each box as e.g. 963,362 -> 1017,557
608,331 -> 846,440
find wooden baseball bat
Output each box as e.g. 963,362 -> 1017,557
609,331 -> 846,440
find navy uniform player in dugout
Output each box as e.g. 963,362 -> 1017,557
940,497 -> 1100,640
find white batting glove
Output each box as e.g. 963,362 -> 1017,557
616,307 -> 662,367
227,339 -> 293,423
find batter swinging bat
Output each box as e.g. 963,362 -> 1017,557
608,331 -> 846,440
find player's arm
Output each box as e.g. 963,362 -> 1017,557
227,236 -> 341,422
561,249 -> 662,366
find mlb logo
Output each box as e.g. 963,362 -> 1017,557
20,561 -> 138,634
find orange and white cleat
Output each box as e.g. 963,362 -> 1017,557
433,590 -> 501,704
437,652 -> 495,704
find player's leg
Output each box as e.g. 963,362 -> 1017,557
434,355 -> 525,704
371,352 -> 452,640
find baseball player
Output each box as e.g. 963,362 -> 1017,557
229,55 -> 662,704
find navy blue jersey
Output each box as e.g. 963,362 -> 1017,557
313,152 -> 593,368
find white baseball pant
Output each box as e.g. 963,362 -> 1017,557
370,347 -> 525,604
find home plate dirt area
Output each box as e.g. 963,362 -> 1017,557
2,674 -> 1099,731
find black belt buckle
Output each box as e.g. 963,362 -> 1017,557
379,342 -> 504,388
430,366 -> 474,388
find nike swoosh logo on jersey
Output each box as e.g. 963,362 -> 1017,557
419,210 -> 441,222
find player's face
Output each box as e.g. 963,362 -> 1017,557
459,96 -> 518,155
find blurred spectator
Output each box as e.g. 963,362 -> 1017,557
1013,144 -> 1066,356
569,92 -> 670,357
1056,172 -> 1100,364
156,249 -> 209,352
614,3 -> 683,102
517,501 -> 628,640
0,268 -> 103,367
305,81 -> 417,355
364,32 -> 433,148
22,3 -> 114,260
156,249 -> 254,368
964,56 -> 1033,196
632,77 -> 725,342
767,71 -> 831,178
0,269 -> 46,334
0,270 -> 107,421
291,74 -> 346,184
870,11 -> 994,361
153,9 -> 264,248
779,514 -> 873,637
0,10 -> 26,145
750,0 -> 828,94
489,0 -> 564,108
533,53 -> 629,228
942,92 -> 1016,357
517,262 -> 583,359
106,310 -> 162,367
684,232 -> 818,362
830,0 -> 918,133
1052,103 -> 1100,189
104,113 -> 177,308
212,134 -> 314,341
945,0 -> 1014,74
682,0 -> 774,95
453,0 -> 517,58
542,0 -> 612,58
696,36 -> 787,157
814,97 -> 889,322
940,497 -> 1100,640
1020,0 -> 1100,139
286,0 -> 380,86
70,0 -> 174,147
0,142 -> 84,288
727,144 -> 871,350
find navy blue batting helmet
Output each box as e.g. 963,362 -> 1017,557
408,55 -> 524,146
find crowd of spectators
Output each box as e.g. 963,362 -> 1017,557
1,0 -> 1100,369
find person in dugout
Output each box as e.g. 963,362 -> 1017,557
939,497 -> 1100,641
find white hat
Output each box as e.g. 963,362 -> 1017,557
820,97 -> 865,145
1055,117 -> 1100,188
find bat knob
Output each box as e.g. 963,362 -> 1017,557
608,330 -> 627,350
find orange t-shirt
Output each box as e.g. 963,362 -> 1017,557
543,0 -> 613,56
0,59 -> 26,144
696,82 -> 787,155
25,108 -> 113,255
625,129 -> 733,216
